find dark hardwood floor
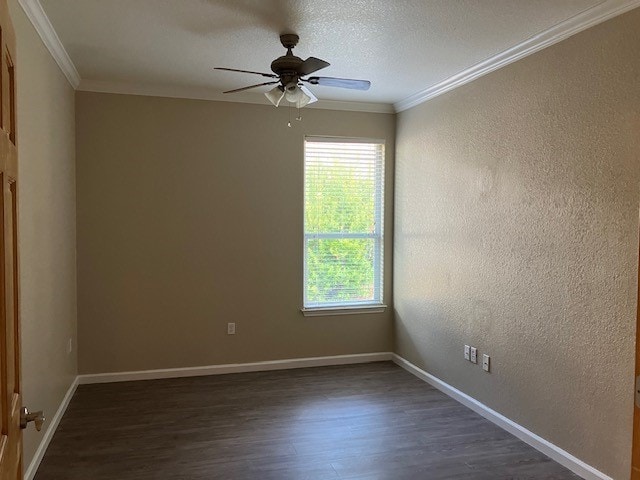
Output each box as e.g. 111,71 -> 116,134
34,362 -> 581,479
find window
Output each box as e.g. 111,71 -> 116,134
303,137 -> 385,313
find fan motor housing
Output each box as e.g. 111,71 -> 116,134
271,55 -> 302,76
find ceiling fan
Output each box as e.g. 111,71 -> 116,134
214,34 -> 371,109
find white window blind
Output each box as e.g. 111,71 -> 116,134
304,138 -> 385,308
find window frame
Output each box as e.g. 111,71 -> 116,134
301,136 -> 386,316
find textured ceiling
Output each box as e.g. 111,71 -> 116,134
40,0 -> 601,106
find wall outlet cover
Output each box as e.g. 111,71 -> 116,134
464,345 -> 470,361
470,347 -> 478,364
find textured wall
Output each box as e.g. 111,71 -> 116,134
394,9 -> 640,479
76,92 -> 395,374
9,0 -> 77,469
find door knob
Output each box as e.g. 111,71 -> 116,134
20,407 -> 45,431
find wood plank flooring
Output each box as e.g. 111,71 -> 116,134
34,362 -> 581,479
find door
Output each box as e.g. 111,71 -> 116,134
634,227 -> 640,479
0,0 -> 20,478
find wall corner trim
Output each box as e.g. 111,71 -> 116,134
24,376 -> 79,480
392,354 -> 614,480
16,0 -> 80,88
77,352 -> 394,385
393,0 -> 640,112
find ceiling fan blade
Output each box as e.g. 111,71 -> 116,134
298,57 -> 330,76
305,77 -> 371,90
299,85 -> 318,104
215,67 -> 278,79
223,81 -> 279,94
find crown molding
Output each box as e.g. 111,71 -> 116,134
394,0 -> 640,112
17,0 -> 80,88
78,78 -> 395,114
19,0 -> 640,113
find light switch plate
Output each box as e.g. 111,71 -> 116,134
483,354 -> 490,372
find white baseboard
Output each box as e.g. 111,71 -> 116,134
31,353 -> 605,480
24,376 -> 79,480
392,354 -> 613,480
78,352 -> 393,385
26,352 -> 391,478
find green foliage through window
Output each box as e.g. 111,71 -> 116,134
304,140 -> 384,307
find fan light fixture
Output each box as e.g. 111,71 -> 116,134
265,83 -> 317,109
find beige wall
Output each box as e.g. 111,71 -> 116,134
394,9 -> 639,479
28,3 -> 638,476
75,93 -> 395,374
9,0 -> 77,469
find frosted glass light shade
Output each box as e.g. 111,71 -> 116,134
265,86 -> 285,107
266,84 -> 318,109
285,86 -> 315,108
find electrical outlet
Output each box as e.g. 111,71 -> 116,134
67,338 -> 73,354
483,354 -> 490,372
464,345 -> 470,361
227,323 -> 236,335
470,347 -> 478,364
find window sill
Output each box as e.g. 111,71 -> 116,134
301,304 -> 387,317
